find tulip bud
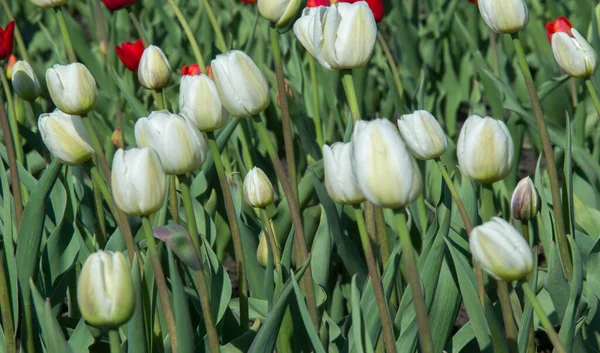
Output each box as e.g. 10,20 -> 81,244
258,0 -> 303,29
397,110 -> 448,160
11,60 -> 41,101
243,167 -> 275,208
551,28 -> 599,78
179,74 -> 228,132
457,115 -> 514,184
293,7 -> 330,69
101,0 -> 136,11
154,224 -> 201,271
351,119 -> 422,208
38,110 -> 95,165
469,217 -> 533,281
256,232 -> 269,268
323,142 -> 365,204
511,177 -> 540,221
111,148 -> 167,216
546,17 -> 572,43
477,0 -> 528,34
115,39 -> 145,71
6,55 -> 16,79
135,111 -> 208,175
211,50 -> 270,118
30,0 -> 68,9
77,251 -> 135,328
46,63 -> 97,115
138,45 -> 171,90
0,22 -> 15,60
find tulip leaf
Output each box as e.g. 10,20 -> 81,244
310,205 -> 331,289
127,255 -> 147,353
168,248 -> 195,353
290,272 -> 327,353
109,65 -> 148,118
67,318 -> 94,353
30,280 -> 73,353
221,320 -> 260,353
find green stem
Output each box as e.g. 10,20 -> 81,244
376,32 -> 404,107
522,223 -> 531,246
0,91 -> 22,227
308,56 -> 324,147
109,330 -> 120,353
261,209 -> 280,268
0,69 -> 23,167
142,217 -> 178,353
206,132 -> 249,331
0,250 -> 16,353
511,33 -> 571,281
169,175 -> 179,224
56,8 -> 77,63
341,70 -> 361,123
128,11 -> 148,46
497,281 -> 518,352
489,29 -> 499,76
156,89 -> 166,111
374,206 -> 389,268
270,27 -> 298,202
396,211 -> 434,353
0,0 -> 30,62
254,119 -> 319,328
481,184 -> 494,222
92,168 -> 107,248
166,0 -> 206,68
521,282 -> 566,353
586,79 -> 600,119
202,0 -> 227,53
354,205 -> 396,353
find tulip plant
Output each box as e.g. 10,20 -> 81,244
2,0 -> 600,353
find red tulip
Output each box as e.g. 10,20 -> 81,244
468,0 -> 477,4
338,0 -> 384,22
115,39 -> 145,71
101,0 -> 136,11
241,0 -> 256,4
546,17 -> 573,42
181,64 -> 202,76
307,0 -> 330,7
0,21 -> 15,60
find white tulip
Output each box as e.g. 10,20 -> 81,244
11,60 -> 41,101
211,50 -> 270,118
478,0 -> 529,34
30,0 -> 68,8
179,74 -> 228,132
552,28 -> 599,78
46,63 -> 97,115
135,110 -> 208,175
511,177 -> 540,221
457,115 -> 514,184
258,0 -> 303,28
470,217 -> 533,281
397,110 -> 448,160
38,110 -> 95,165
323,142 -> 365,204
293,7 -> 331,69
243,167 -> 275,208
351,119 -> 422,208
138,45 -> 171,90
111,148 -> 167,216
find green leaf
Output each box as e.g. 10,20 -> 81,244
127,255 -> 147,353
67,319 -> 94,353
290,272 -> 327,353
30,280 -> 73,353
168,249 -> 195,353
310,205 -> 331,289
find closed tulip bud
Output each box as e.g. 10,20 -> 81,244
138,45 -> 171,90
135,111 -> 208,175
6,55 -> 16,79
46,63 -> 97,115
470,217 -> 533,281
397,110 -> 448,160
38,110 -> 95,165
179,74 -> 227,132
258,0 -> 303,29
77,251 -> 135,328
243,167 -> 275,208
256,232 -> 269,268
457,115 -> 514,184
11,60 -> 41,101
352,119 -> 422,208
30,0 -> 68,9
478,0 -> 528,34
551,28 -> 598,78
111,148 -> 167,216
511,177 -> 540,221
323,142 -> 365,204
211,50 -> 269,118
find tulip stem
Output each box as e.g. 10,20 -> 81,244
261,209 -> 280,268
521,282 -> 566,353
497,281 -> 518,352
169,175 -> 180,224
56,8 -> 77,63
91,169 -> 107,248
202,0 -> 228,53
586,80 -> 600,119
376,32 -> 404,108
166,0 -> 206,68
481,184 -> 494,222
270,27 -> 298,202
0,250 -> 16,353
128,11 -> 149,47
308,56 -> 324,148
341,70 -> 361,123
109,330 -> 120,353
354,205 -> 397,353
0,90 -> 23,227
510,33 -> 571,281
206,132 -> 249,332
142,217 -> 178,353
254,119 -> 319,329
0,69 -> 24,168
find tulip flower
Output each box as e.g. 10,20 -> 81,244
546,17 -> 572,42
323,142 -> 365,205
457,115 -> 514,184
11,60 -> 41,101
38,110 -> 95,166
111,148 -> 166,216
211,50 -> 269,118
241,0 -> 257,3
5,55 -> 16,79
256,232 -> 269,267
258,0 -> 304,29
0,21 -> 15,60
138,45 -> 171,90
46,63 -> 98,115
307,0 -> 329,6
181,64 -> 202,76
243,167 -> 275,208
101,0 -> 136,11
338,0 -> 384,22
77,251 -> 135,328
180,74 -> 227,132
470,217 -> 533,281
511,177 -> 540,221
551,27 -> 598,78
352,119 -> 422,208
478,0 -> 528,34
294,2 -> 377,70
30,0 -> 68,9
397,110 -> 448,160
115,39 -> 145,71
135,111 -> 208,175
